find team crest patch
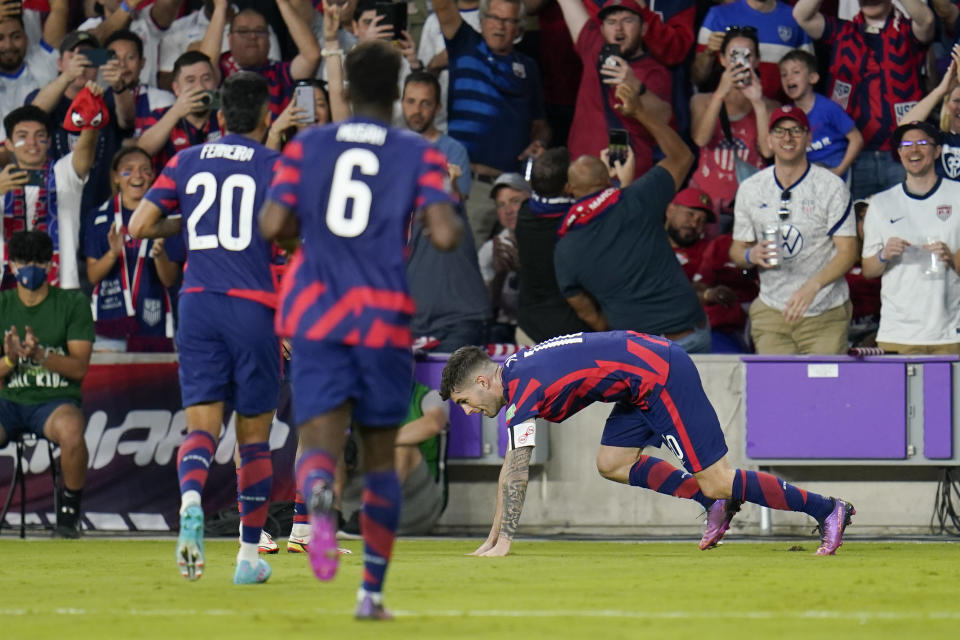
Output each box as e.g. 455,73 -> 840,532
938,205 -> 953,221
778,25 -> 793,42
831,80 -> 852,111
512,62 -> 526,79
143,298 -> 162,326
506,404 -> 516,422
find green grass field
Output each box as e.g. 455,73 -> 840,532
1,537 -> 958,639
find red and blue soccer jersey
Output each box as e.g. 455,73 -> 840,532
502,331 -> 674,429
143,133 -> 280,307
267,116 -> 456,347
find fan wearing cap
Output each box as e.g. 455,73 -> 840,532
554,0 -> 672,177
858,121 -> 960,354
666,187 -> 715,280
477,173 -> 530,342
0,0 -> 67,142
730,104 -> 858,355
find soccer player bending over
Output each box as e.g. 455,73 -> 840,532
130,72 -> 284,585
440,331 -> 855,556
260,40 -> 461,620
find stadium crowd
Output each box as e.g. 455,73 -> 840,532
2,0 -> 960,359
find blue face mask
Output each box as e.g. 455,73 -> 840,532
16,265 -> 47,291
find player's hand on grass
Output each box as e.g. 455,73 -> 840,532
469,539 -> 496,556
477,538 -> 512,557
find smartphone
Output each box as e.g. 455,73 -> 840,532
198,90 -> 220,110
523,156 -> 534,182
729,47 -> 753,86
375,1 -> 408,40
83,48 -> 117,68
294,81 -> 316,124
608,128 -> 629,166
24,169 -> 45,187
599,43 -> 621,68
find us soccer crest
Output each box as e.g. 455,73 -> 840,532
778,25 -> 793,42
938,205 -> 953,221
512,62 -> 526,79
143,298 -> 163,326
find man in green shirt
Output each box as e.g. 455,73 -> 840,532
0,231 -> 94,538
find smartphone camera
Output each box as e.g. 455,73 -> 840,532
728,47 -> 753,86
84,48 -> 117,68
375,1 -> 408,41
25,169 -> 45,187
294,81 -> 316,125
608,128 -> 629,167
599,43 -> 621,68
198,90 -> 221,110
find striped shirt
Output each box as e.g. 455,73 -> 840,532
444,23 -> 545,173
219,53 -> 294,119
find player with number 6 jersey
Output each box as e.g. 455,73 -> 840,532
131,72 -> 282,588
260,40 -> 462,621
440,330 -> 855,559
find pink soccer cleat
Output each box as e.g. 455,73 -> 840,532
699,499 -> 743,550
815,499 -> 855,556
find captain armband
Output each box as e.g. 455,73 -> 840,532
507,421 -> 537,451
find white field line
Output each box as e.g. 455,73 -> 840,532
2,608 -> 960,621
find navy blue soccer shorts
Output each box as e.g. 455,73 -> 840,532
599,343 -> 728,473
290,337 -> 412,427
176,292 -> 280,416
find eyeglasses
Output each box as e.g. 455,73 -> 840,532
770,126 -> 808,138
898,139 -> 934,148
231,28 -> 269,39
778,189 -> 791,221
484,14 -> 521,27
725,25 -> 758,35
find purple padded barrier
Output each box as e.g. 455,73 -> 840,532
923,362 -> 953,459
743,357 -> 907,459
414,357 -> 483,458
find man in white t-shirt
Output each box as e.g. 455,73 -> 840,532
0,2 -> 67,140
730,105 -> 857,354
0,102 -> 98,289
76,0 -> 182,88
861,121 -> 960,354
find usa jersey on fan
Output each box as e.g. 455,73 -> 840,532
143,134 -> 281,306
268,117 -> 455,346
503,331 -> 674,433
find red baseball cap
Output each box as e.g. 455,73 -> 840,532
598,0 -> 645,20
769,104 -> 810,131
671,187 -> 716,222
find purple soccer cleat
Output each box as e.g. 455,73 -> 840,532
815,498 -> 855,556
699,498 -> 743,550
355,592 -> 393,621
306,481 -> 340,581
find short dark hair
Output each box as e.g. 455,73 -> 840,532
531,147 -> 570,197
721,28 -> 759,59
173,51 -> 213,81
8,231 -> 54,264
439,346 -> 493,400
0,15 -> 25,30
3,105 -> 51,140
220,71 -> 269,134
354,0 -> 377,19
403,71 -> 441,104
345,41 -> 400,110
111,146 -> 152,173
779,48 -> 817,73
104,29 -> 144,59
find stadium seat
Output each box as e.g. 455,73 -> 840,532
0,434 -> 60,539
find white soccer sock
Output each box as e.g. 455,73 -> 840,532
238,540 -> 259,564
180,490 -> 201,511
290,523 -> 310,537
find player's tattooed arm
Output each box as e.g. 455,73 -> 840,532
476,446 -> 532,557
499,446 -> 533,541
